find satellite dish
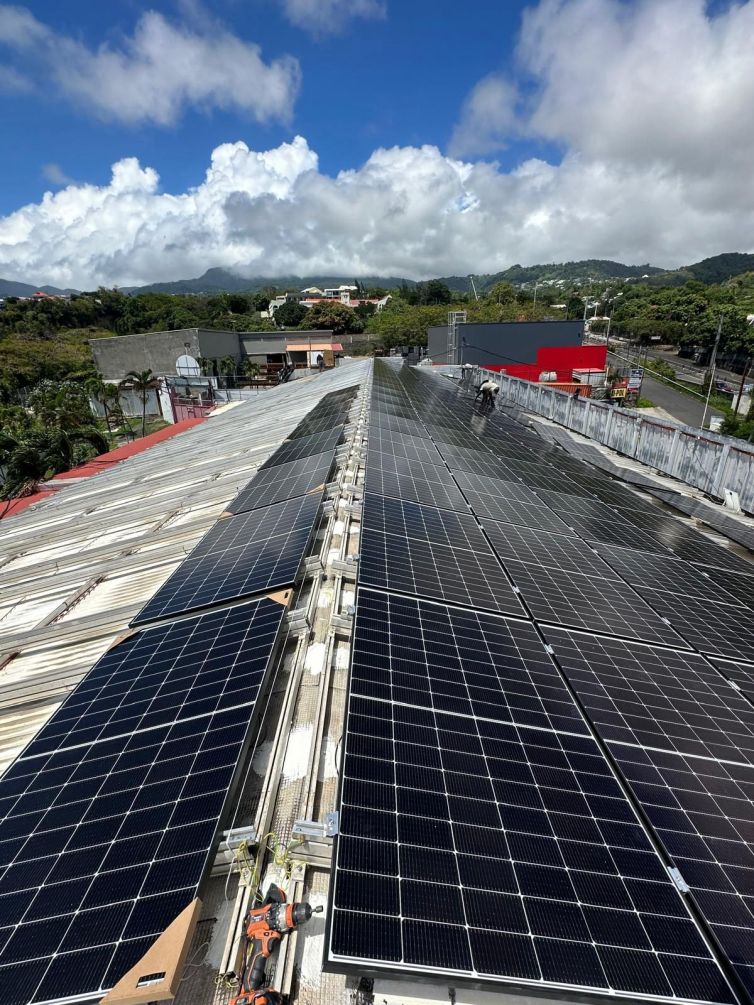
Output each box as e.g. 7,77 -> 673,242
176,354 -> 200,376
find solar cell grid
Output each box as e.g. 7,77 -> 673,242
359,529 -> 523,616
559,513 -> 674,554
610,744 -> 754,1000
0,598 -> 286,1005
546,628 -> 754,764
711,657 -> 754,702
452,469 -> 541,505
535,490 -> 622,521
636,590 -> 754,663
228,450 -> 334,514
365,429 -> 442,465
370,413 -> 431,437
434,444 -> 521,479
502,561 -> 687,646
289,412 -> 350,438
329,588 -> 733,1002
422,425 -> 485,448
362,493 -> 484,550
594,546 -> 727,603
484,520 -> 614,577
131,494 -> 321,626
365,464 -> 468,513
259,427 -> 344,468
661,533 -> 754,576
703,568 -> 754,608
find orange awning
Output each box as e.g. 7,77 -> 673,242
287,342 -> 343,351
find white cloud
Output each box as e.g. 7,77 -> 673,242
449,74 -> 520,157
41,163 -> 77,187
0,6 -> 300,125
281,0 -> 386,36
3,0 -> 754,287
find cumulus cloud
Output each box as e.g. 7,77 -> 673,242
449,74 -> 520,158
281,0 -> 386,36
2,0 -> 754,287
0,6 -> 300,125
41,163 -> 77,187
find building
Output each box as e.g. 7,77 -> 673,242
89,327 -> 342,381
427,318 -> 586,368
263,285 -> 391,316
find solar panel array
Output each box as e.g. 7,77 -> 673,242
327,359 -> 754,1005
0,384 -> 359,1004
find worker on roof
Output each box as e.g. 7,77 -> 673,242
478,379 -> 500,411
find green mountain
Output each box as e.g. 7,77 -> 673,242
123,268 -> 415,295
0,278 -> 75,297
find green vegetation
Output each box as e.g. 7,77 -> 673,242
0,381 -> 109,503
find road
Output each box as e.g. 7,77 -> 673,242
637,373 -> 723,428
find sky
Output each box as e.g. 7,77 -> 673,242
0,0 -> 753,288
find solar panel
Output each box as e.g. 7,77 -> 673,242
359,530 -> 523,616
710,656 -> 754,702
658,532 -> 754,576
433,444 -> 520,479
259,426 -> 344,468
362,493 -> 485,550
702,567 -> 754,608
131,494 -> 321,625
365,427 -> 443,465
545,628 -> 754,763
502,560 -> 687,646
365,460 -> 468,513
228,450 -> 334,514
558,513 -> 674,554
370,413 -> 431,437
471,494 -> 575,535
327,589 -> 733,1003
484,520 -> 614,577
609,743 -> 754,1000
453,469 -> 542,505
422,424 -> 485,448
593,546 -> 726,602
0,596 -> 287,1005
535,489 -> 623,521
289,411 -> 350,438
636,590 -> 754,663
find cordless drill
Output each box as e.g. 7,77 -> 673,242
229,884 -> 323,1005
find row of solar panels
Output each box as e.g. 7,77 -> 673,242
0,386 -> 359,1005
326,361 -> 754,1005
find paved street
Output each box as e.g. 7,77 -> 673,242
638,373 -> 724,428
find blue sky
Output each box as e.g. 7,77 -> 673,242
1,0 -> 753,287
1,0 -> 543,215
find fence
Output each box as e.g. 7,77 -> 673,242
470,366 -> 754,514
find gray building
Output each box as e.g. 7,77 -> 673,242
427,320 -> 584,367
90,328 -> 336,380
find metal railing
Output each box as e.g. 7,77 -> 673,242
471,366 -> 754,513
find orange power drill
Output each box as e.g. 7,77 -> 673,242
230,884 -> 323,1005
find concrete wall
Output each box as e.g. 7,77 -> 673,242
197,329 -> 242,360
90,329 -> 202,379
428,320 -> 584,367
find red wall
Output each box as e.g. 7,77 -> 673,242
485,344 -> 606,383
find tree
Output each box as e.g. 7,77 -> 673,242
250,292 -> 271,313
226,293 -> 250,314
119,369 -> 161,438
415,280 -> 452,306
275,300 -> 308,328
238,358 -> 261,380
219,355 -> 238,388
486,282 -> 517,305
305,302 -> 363,336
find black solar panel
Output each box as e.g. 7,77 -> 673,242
327,589 -> 732,1003
660,533 -> 754,576
365,427 -> 442,465
0,597 -> 286,1005
365,461 -> 468,513
371,413 -> 431,437
433,444 -> 519,479
289,411 -> 349,438
229,450 -> 334,514
710,656 -> 754,702
535,489 -> 622,521
611,744 -> 754,1001
502,561 -> 687,646
260,426 -> 344,468
422,424 -> 484,448
131,494 -> 321,625
453,469 -> 541,505
702,567 -> 754,608
559,513 -> 674,554
359,529 -> 523,616
362,493 -> 484,550
594,545 -> 725,602
637,590 -> 754,663
546,628 -> 754,763
484,521 -> 614,577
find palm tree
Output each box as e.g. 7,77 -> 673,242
238,358 -> 261,382
119,369 -> 161,438
219,356 -> 237,389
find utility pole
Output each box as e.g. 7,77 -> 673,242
734,357 -> 752,418
701,314 -> 724,430
533,281 -> 539,312
469,275 -> 479,302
